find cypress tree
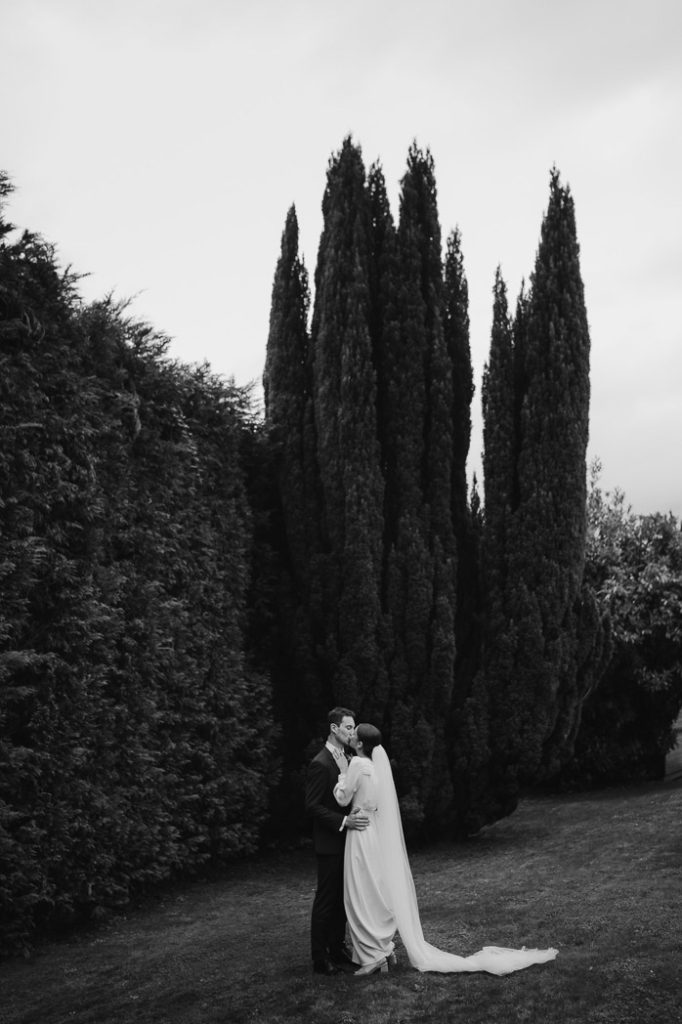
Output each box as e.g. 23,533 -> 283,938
482,268 -> 515,601
261,206 -> 324,739
447,270 -> 517,833
444,228 -> 474,544
366,161 -> 400,506
444,230 -> 478,759
457,269 -> 517,825
483,170 -> 606,789
263,206 -> 314,585
380,144 -> 459,833
308,137 -> 386,717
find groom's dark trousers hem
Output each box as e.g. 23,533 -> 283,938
311,852 -> 346,961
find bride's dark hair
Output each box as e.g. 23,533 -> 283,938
356,723 -> 382,758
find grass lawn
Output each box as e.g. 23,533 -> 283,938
1,779 -> 680,1024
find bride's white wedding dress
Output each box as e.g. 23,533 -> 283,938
334,746 -> 558,975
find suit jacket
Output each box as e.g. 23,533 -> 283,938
305,746 -> 347,855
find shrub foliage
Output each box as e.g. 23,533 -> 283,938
550,464 -> 682,787
0,174 -> 272,955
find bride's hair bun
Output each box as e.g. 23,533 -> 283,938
357,723 -> 382,756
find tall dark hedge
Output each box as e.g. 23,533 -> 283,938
0,175 -> 272,956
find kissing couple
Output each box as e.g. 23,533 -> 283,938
305,706 -> 558,977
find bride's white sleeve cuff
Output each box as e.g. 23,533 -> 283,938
333,774 -> 347,803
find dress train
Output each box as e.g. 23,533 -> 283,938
335,747 -> 558,975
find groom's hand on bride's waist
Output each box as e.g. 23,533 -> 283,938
345,808 -> 370,830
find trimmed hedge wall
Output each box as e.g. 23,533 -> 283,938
0,187 -> 273,956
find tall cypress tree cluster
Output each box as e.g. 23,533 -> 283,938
264,139 -> 474,833
264,150 -> 611,836
481,171 -> 608,802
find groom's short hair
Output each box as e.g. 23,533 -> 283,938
328,706 -> 355,728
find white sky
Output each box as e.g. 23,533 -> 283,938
2,0 -> 681,516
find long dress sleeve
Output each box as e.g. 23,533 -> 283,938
333,758 -> 363,807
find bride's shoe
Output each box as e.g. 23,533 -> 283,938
354,958 -> 388,976
387,952 -> 397,967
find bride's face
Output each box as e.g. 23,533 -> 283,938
348,733 -> 361,752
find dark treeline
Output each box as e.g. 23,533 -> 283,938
2,141 -> 681,958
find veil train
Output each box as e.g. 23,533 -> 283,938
372,745 -> 558,975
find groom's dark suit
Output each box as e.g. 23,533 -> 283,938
306,745 -> 348,966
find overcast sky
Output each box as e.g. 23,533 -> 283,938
3,0 -> 681,516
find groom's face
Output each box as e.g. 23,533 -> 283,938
334,716 -> 355,747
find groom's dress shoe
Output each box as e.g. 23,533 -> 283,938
313,958 -> 339,975
330,948 -> 359,973
330,947 -> 355,966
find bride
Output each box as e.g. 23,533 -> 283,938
333,723 -> 558,977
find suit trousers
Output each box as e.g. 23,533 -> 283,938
310,851 -> 346,961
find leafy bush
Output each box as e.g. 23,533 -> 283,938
550,462 -> 682,788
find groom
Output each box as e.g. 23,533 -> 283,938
305,706 -> 369,975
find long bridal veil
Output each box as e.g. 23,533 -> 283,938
372,745 -> 558,975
